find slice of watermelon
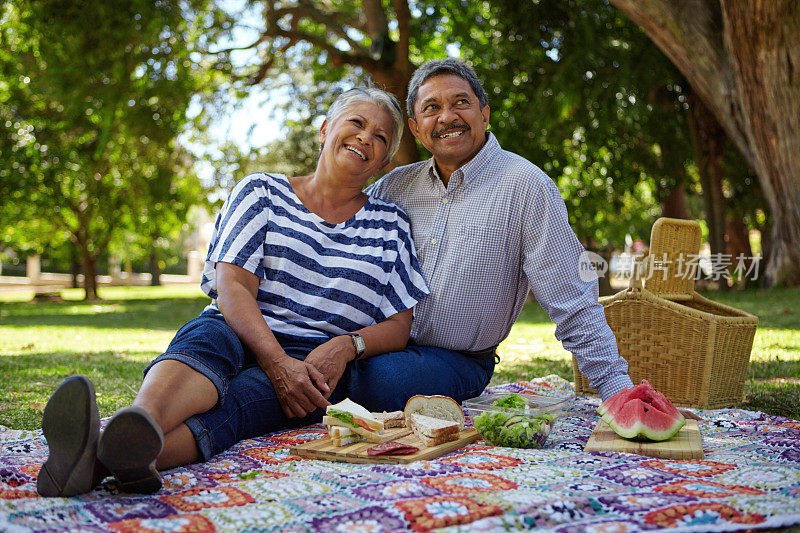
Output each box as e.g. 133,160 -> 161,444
600,380 -> 685,441
597,380 -> 651,417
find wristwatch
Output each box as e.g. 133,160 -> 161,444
348,333 -> 366,359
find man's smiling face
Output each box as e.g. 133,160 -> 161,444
408,74 -> 490,175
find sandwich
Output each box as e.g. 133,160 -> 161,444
323,398 -> 385,444
372,410 -> 405,428
407,413 -> 459,447
328,425 -> 363,446
404,394 -> 466,430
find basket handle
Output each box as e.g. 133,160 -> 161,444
628,252 -> 649,292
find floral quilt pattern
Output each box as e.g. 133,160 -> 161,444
1,376 -> 799,532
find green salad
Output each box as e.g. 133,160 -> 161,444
473,393 -> 557,448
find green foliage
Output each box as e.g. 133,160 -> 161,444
0,0 -> 221,296
209,0 -> 704,249
439,0 -> 695,247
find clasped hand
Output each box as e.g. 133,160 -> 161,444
266,336 -> 354,418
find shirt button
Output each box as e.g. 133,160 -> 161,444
431,238 -> 438,245
441,198 -> 448,204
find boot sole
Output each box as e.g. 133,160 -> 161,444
97,406 -> 164,494
37,375 -> 100,497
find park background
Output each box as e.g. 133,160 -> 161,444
1,0 -> 798,429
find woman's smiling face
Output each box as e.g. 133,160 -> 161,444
319,101 -> 394,181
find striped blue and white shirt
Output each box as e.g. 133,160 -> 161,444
201,173 -> 429,343
369,133 -> 632,400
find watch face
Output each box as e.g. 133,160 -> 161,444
351,333 -> 365,354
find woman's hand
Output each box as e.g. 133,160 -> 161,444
262,356 -> 330,418
215,262 -> 330,418
304,336 -> 355,396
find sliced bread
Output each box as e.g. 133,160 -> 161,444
372,411 -> 405,428
408,413 -> 459,447
332,434 -> 363,446
404,395 -> 465,430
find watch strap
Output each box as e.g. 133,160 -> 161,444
349,333 -> 366,359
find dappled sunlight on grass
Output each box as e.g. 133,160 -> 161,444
0,286 -> 211,430
493,310 -> 573,388
1,350 -> 155,430
0,327 -> 171,357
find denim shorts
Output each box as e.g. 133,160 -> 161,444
147,312 -> 495,460
144,312 -> 347,460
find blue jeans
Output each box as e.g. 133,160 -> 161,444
146,313 -> 495,460
347,345 -> 496,411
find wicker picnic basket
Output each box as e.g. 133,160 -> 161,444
572,218 -> 758,409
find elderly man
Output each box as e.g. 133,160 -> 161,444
347,58 -> 633,408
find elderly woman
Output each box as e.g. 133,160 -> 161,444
37,88 -> 428,497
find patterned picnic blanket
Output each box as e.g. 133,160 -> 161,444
1,375 -> 799,532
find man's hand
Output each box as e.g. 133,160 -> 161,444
263,356 -> 330,418
304,336 -> 355,397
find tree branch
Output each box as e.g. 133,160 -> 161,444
268,2 -> 366,54
269,27 -> 376,70
246,39 -> 290,85
362,0 -> 388,38
210,35 -> 269,55
393,0 -> 411,65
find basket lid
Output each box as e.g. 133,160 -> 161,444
642,217 -> 701,300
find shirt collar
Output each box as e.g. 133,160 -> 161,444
425,132 -> 501,186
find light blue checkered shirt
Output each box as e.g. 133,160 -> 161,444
368,133 -> 632,400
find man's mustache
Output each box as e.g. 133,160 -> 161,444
433,123 -> 469,137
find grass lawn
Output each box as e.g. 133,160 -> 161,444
1,285 -> 798,430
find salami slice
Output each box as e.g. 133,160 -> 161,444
367,441 -> 419,456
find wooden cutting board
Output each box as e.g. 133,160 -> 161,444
289,427 -> 480,464
584,419 -> 703,459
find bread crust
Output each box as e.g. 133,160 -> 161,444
403,395 -> 466,429
372,411 -> 405,428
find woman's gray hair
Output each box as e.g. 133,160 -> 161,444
406,58 -> 489,120
326,88 -> 404,161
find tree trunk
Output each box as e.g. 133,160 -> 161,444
661,183 -> 688,220
72,224 -> 100,300
149,251 -> 162,286
722,1 -> 800,287
689,92 -> 728,289
78,244 -> 99,300
596,247 -> 615,297
70,256 -> 80,289
369,57 -> 419,166
609,0 -> 800,287
726,217 -> 754,287
759,215 -> 773,286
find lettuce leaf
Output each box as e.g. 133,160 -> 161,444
327,409 -> 358,428
492,393 -> 527,409
473,393 -> 555,448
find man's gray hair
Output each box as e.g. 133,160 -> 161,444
406,58 -> 489,120
326,88 -> 404,160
